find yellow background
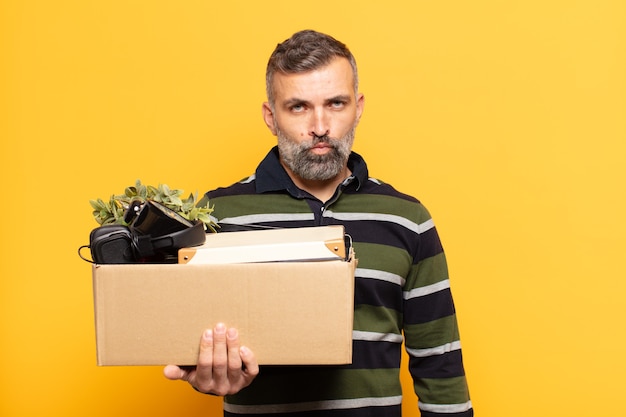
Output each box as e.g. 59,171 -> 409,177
1,1 -> 625,416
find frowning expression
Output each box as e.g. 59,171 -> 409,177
262,57 -> 364,181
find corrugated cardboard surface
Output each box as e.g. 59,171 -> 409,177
92,259 -> 356,366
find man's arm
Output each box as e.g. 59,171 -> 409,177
404,210 -> 473,416
164,323 -> 259,395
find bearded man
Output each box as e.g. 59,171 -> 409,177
165,29 -> 473,417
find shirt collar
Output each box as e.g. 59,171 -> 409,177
255,146 -> 369,196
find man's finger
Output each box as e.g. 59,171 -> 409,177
193,328 -> 215,388
163,365 -> 187,381
210,323 -> 228,383
240,346 -> 259,382
226,327 -> 243,379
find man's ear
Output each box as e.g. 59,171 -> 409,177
262,102 -> 277,136
355,93 -> 365,125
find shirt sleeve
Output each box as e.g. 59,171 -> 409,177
403,215 -> 473,416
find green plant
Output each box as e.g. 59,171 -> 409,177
89,180 -> 217,232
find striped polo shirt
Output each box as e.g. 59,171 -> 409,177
201,147 -> 472,417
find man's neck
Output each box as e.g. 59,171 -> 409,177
282,163 -> 351,203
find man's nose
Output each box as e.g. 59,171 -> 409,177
309,108 -> 329,138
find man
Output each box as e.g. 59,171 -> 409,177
164,29 -> 473,416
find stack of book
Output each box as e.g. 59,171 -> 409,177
178,225 -> 351,264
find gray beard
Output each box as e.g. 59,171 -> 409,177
277,128 -> 355,181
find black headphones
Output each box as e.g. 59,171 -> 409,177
79,200 -> 206,264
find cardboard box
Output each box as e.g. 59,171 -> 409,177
92,257 -> 356,366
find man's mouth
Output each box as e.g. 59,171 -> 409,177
310,142 -> 333,154
313,142 -> 331,149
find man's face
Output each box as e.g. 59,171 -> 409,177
263,57 -> 364,181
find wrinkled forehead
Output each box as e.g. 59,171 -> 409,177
269,57 -> 357,103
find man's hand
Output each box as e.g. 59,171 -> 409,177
163,323 -> 259,395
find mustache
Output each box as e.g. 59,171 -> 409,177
312,133 -> 332,144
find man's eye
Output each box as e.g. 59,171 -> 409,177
331,101 -> 346,108
291,104 -> 305,112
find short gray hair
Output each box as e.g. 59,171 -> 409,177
265,30 -> 359,106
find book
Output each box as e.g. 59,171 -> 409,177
178,225 -> 350,264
